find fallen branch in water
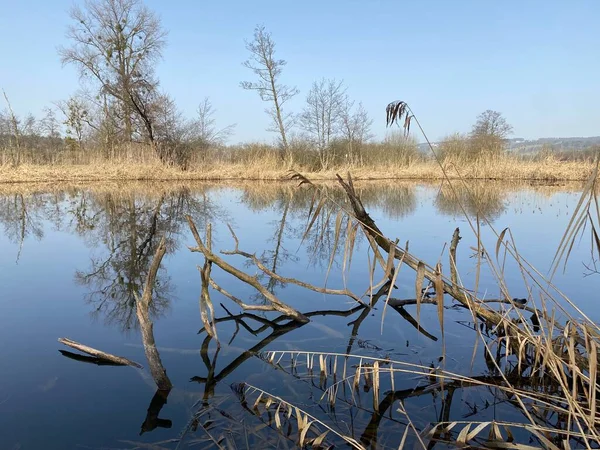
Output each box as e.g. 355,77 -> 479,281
58,349 -> 128,366
222,224 -> 369,307
336,173 -> 503,326
198,225 -> 219,342
58,337 -> 143,369
387,297 -> 438,308
186,215 -> 309,323
134,236 -> 172,390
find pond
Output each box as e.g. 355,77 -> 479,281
0,180 -> 596,449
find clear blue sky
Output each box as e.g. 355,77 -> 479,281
1,0 -> 598,143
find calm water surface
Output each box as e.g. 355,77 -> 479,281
0,181 -> 595,449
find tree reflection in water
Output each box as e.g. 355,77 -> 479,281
0,181 -> 586,447
72,187 -> 227,331
434,180 -> 507,221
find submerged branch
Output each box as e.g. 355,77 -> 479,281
209,279 -> 293,313
393,306 -> 438,341
186,215 -> 309,322
58,337 -> 143,368
199,224 -> 218,341
336,173 -> 515,327
58,349 -> 130,367
222,224 -> 368,306
387,297 -> 438,307
135,236 -> 172,390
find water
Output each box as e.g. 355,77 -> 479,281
0,180 -> 595,449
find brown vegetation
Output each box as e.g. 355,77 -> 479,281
0,145 -> 594,183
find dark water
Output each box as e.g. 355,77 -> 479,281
0,181 -> 595,449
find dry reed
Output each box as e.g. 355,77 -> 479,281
0,154 -> 595,184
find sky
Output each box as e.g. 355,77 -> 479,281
0,0 -> 599,143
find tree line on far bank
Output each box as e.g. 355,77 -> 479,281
1,0 -> 590,170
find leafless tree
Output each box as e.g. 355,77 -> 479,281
57,95 -> 91,150
147,92 -> 196,167
40,107 -> 62,139
299,78 -> 347,169
95,93 -> 122,156
127,76 -> 161,143
470,110 -> 513,155
21,114 -> 38,137
38,107 -> 63,154
190,97 -> 236,152
2,90 -> 21,157
59,0 -> 167,142
340,100 -> 373,165
0,110 -> 11,150
241,25 -> 298,159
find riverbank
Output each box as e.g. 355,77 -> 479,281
0,156 -> 595,183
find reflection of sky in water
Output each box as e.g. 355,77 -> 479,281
0,182 -> 595,448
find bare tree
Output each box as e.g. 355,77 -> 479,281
146,92 -> 196,167
241,25 -> 298,159
2,90 -> 21,157
0,110 -> 11,150
299,78 -> 347,169
190,97 -> 236,151
57,95 -> 91,150
21,114 -> 38,137
470,110 -> 513,155
39,107 -> 63,154
126,76 -> 161,144
340,100 -> 373,165
40,107 -> 61,139
59,0 -> 167,142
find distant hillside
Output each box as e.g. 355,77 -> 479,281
418,136 -> 600,154
506,136 -> 600,154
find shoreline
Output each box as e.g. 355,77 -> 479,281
0,159 -> 595,184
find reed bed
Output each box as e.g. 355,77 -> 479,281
0,151 -> 595,183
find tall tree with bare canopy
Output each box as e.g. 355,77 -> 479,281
59,0 -> 167,144
470,109 -> 513,156
241,25 -> 299,160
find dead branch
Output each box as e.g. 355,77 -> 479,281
138,236 -> 167,309
58,337 -> 143,368
209,279 -> 291,313
222,224 -> 368,307
186,215 -> 309,323
393,306 -> 439,341
58,349 -> 128,366
387,298 -> 438,308
135,236 -> 172,390
449,227 -> 460,287
336,173 -> 505,327
140,389 -> 172,435
199,224 -> 218,341
335,173 -> 600,374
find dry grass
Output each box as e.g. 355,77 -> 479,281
0,152 -> 595,183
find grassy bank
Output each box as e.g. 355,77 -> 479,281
0,152 -> 595,183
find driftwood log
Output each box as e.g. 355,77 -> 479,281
58,338 -> 143,368
58,349 -> 130,366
